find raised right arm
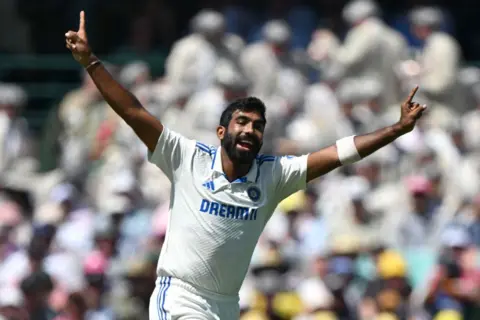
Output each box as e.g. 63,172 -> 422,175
65,11 -> 162,152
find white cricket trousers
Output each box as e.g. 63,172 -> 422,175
149,276 -> 240,320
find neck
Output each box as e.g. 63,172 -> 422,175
220,148 -> 252,182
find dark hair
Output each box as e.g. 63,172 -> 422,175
219,97 -> 267,128
20,271 -> 54,295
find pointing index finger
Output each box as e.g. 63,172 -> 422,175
79,11 -> 86,32
405,85 -> 419,104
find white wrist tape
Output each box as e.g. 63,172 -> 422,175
336,135 -> 362,165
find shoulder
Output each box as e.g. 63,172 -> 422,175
194,142 -> 216,154
256,154 -> 300,171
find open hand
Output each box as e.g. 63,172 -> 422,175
397,86 -> 427,133
65,11 -> 94,67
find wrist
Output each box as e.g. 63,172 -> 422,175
81,54 -> 99,68
391,122 -> 408,137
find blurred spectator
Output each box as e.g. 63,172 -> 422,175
360,250 -> 413,319
20,271 -> 56,320
0,84 -> 34,178
425,225 -> 480,318
82,251 -> 115,319
406,6 -> 462,111
321,0 -> 409,107
241,20 -> 307,99
0,285 -> 27,320
54,292 -> 87,320
165,9 -> 245,95
396,175 -> 442,247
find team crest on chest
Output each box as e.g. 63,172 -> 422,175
247,186 -> 261,202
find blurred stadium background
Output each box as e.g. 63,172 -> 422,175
0,0 -> 479,319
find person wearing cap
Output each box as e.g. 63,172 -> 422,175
361,250 -> 412,319
424,225 -> 480,319
165,9 -> 245,95
326,0 -> 409,107
20,271 -> 57,319
323,256 -> 361,319
81,251 -> 115,320
396,175 -> 446,248
408,6 -> 461,110
240,20 -> 308,99
45,65 -> 116,180
180,60 -> 250,146
0,83 -> 33,176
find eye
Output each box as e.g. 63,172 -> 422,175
236,117 -> 249,125
254,121 -> 265,132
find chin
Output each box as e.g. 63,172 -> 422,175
235,150 -> 258,164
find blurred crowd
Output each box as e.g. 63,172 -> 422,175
0,0 -> 480,319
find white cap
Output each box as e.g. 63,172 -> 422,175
0,285 -> 24,307
120,61 -> 150,88
262,20 -> 291,45
342,0 -> 379,25
0,83 -> 27,107
409,7 -> 444,28
191,10 -> 225,35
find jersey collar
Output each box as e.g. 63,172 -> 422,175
211,147 -> 258,183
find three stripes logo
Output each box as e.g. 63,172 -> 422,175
203,180 -> 215,191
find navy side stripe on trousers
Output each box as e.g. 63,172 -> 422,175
157,277 -> 171,319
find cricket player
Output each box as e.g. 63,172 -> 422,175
66,11 -> 427,320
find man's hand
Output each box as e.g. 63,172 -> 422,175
65,11 -> 95,67
397,86 -> 427,134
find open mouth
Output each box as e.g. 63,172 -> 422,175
236,140 -> 255,151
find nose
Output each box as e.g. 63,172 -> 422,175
242,122 -> 254,134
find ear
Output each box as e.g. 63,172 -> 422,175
217,126 -> 225,140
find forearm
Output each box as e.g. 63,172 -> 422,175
84,57 -> 162,151
354,123 -> 405,159
86,58 -> 143,121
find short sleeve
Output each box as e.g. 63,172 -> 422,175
274,155 -> 309,201
148,127 -> 195,182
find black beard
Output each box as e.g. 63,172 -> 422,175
221,131 -> 261,165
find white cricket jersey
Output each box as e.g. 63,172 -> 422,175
148,127 -> 308,296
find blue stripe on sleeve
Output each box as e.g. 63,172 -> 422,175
195,142 -> 211,154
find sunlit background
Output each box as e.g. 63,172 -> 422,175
0,0 -> 479,319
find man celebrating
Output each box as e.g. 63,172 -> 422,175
66,11 -> 426,320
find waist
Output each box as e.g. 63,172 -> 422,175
156,275 -> 239,302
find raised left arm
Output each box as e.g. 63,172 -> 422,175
306,86 -> 426,182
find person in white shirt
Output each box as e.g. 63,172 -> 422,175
65,11 -> 427,320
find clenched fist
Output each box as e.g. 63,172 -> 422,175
65,11 -> 96,67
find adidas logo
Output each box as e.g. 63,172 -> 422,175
203,180 -> 215,191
